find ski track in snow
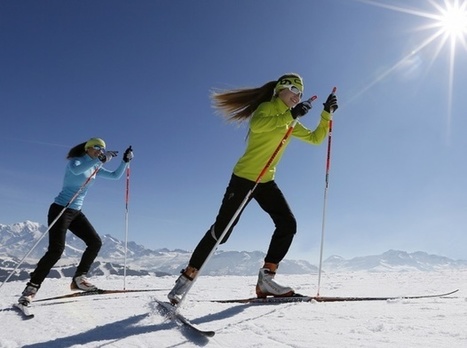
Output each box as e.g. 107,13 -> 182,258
0,270 -> 466,347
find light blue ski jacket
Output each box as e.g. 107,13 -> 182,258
54,154 -> 128,210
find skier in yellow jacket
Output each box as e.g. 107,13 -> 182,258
168,73 -> 338,304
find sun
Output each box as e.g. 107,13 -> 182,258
352,0 -> 467,139
436,1 -> 467,41
354,0 -> 467,55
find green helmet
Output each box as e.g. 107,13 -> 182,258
84,137 -> 106,150
274,73 -> 304,95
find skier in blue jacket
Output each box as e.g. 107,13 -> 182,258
18,138 -> 134,306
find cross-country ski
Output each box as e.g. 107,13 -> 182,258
209,289 -> 459,304
34,288 -> 163,303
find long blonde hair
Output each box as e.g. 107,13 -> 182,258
211,73 -> 302,123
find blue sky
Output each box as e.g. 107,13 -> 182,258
1,0 -> 466,262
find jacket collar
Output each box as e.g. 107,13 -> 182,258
271,96 -> 290,113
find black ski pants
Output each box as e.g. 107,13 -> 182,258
189,174 -> 297,270
30,203 -> 102,286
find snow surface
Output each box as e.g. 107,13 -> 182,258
0,270 -> 466,348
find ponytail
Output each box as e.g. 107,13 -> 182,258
67,142 -> 87,159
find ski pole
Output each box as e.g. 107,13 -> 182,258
0,165 -> 102,290
123,156 -> 131,290
316,87 -> 337,297
176,95 -> 318,309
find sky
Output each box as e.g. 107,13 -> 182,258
0,271 -> 466,347
1,0 -> 467,263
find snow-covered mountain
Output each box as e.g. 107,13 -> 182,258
0,221 -> 317,281
1,221 -> 466,282
324,250 -> 467,272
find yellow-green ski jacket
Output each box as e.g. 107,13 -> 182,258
233,96 -> 331,182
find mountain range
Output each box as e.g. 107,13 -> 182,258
1,221 -> 466,282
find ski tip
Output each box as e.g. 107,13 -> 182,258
203,330 -> 216,338
13,303 -> 35,319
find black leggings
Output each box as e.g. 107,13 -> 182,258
189,174 -> 296,269
30,203 -> 102,285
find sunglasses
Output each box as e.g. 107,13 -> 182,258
281,84 -> 302,97
92,145 -> 105,152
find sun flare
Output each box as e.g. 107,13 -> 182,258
353,0 -> 467,140
437,1 -> 467,40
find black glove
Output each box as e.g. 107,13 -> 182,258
98,150 -> 118,163
291,99 -> 312,119
123,146 -> 134,163
323,94 -> 338,113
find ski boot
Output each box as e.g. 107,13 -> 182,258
256,262 -> 294,298
18,282 -> 40,305
168,266 -> 198,305
71,274 -> 98,291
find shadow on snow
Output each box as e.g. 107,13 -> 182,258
21,313 -> 210,348
20,301 -> 256,347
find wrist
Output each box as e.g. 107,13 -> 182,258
320,110 -> 332,121
288,109 -> 297,120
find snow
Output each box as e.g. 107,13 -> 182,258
0,270 -> 466,347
